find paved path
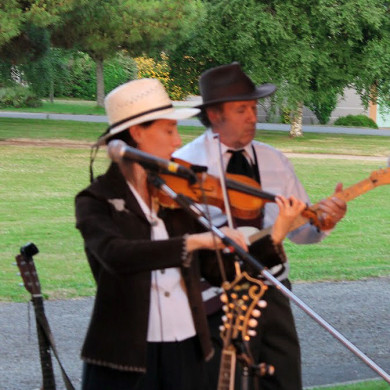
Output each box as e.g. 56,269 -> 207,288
1,111 -> 390,136
1,278 -> 389,390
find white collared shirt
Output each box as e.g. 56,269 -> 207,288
220,142 -> 255,170
128,182 -> 196,342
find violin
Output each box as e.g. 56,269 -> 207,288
150,158 -> 276,220
150,158 -> 322,228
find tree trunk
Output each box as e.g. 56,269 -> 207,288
289,102 -> 304,137
96,58 -> 105,107
49,79 -> 54,103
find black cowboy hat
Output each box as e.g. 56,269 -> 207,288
197,62 -> 276,108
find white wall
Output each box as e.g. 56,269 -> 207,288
257,88 -> 385,126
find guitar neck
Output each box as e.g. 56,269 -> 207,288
217,347 -> 236,390
332,176 -> 379,203
247,170 -> 389,244
32,297 -> 56,390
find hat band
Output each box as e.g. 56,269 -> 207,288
107,104 -> 173,132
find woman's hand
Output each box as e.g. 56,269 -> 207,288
186,226 -> 248,252
271,195 -> 306,244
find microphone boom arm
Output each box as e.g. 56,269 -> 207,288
147,172 -> 390,384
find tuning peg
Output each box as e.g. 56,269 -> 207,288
252,309 -> 261,318
248,318 -> 258,328
258,300 -> 267,308
220,293 -> 228,303
222,315 -> 228,323
222,305 -> 228,312
247,329 -> 257,337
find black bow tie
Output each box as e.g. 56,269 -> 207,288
226,149 -> 255,179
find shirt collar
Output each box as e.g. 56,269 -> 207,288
206,129 -> 254,162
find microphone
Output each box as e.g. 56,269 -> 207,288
107,140 -> 197,183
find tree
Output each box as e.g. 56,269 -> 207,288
169,0 -> 390,136
0,0 -> 78,63
50,0 -> 203,106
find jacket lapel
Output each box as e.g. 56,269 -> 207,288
103,163 -> 149,224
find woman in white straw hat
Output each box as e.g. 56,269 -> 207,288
75,78 -> 302,389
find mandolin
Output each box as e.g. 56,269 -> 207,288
217,272 -> 269,390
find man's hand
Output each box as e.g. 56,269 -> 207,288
317,183 -> 347,230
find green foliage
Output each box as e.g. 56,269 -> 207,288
280,107 -> 291,124
18,49 -> 137,100
170,0 -> 390,120
64,51 -> 137,99
0,86 -> 41,108
0,0 -> 79,62
65,52 -> 96,99
306,92 -> 339,125
104,51 -> 137,93
0,62 -> 13,87
49,0 -> 203,104
21,47 -> 72,98
0,23 -> 50,64
334,114 -> 378,129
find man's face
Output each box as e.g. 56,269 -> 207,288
209,100 -> 258,149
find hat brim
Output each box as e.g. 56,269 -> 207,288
105,106 -> 200,139
196,83 -> 277,108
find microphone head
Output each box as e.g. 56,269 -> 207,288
107,139 -> 126,162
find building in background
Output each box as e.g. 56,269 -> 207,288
257,88 -> 390,128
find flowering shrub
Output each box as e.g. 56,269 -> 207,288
134,53 -> 187,100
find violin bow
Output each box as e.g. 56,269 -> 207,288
212,134 -> 242,276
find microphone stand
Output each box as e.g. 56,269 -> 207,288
147,172 -> 390,385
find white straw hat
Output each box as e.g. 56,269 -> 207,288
98,78 -> 199,144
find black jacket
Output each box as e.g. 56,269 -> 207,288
75,163 -> 224,372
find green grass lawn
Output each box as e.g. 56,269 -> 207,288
309,379 -> 389,390
1,117 -> 389,302
0,99 -> 106,115
1,117 -> 389,156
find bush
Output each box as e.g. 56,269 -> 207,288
21,48 -> 72,98
306,93 -> 338,125
62,51 -> 138,100
0,86 -> 41,108
18,49 -> 138,100
334,114 -> 378,129
134,53 -> 187,100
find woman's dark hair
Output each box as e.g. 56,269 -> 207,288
106,120 -> 156,147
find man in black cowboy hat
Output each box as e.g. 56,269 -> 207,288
174,63 -> 347,389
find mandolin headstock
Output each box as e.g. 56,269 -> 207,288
220,272 -> 267,347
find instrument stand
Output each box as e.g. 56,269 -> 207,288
147,173 -> 390,384
234,340 -> 274,390
233,341 -> 275,390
